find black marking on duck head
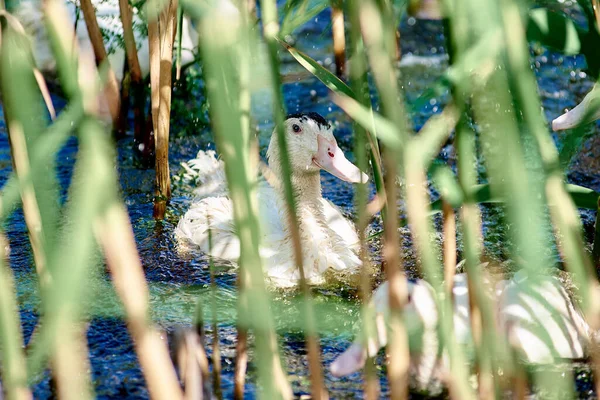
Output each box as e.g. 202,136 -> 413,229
286,112 -> 331,130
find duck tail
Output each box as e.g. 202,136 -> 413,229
180,150 -> 229,199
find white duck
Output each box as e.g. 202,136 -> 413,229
331,271 -> 591,393
14,0 -> 201,84
330,275 -> 473,394
176,112 -> 369,287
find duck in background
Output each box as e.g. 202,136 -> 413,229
13,0 -> 200,84
176,112 -> 370,288
552,84 -> 600,131
331,270 -> 591,394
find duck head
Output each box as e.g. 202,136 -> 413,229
266,112 -> 369,183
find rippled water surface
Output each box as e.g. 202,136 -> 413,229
2,2 -> 600,399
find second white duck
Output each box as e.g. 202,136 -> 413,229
176,112 -> 369,287
331,271 -> 591,393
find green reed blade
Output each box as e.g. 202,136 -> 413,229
527,8 -> 583,55
279,40 -> 355,97
0,233 -> 30,399
280,0 -> 329,38
431,164 -> 464,208
0,23 -> 60,265
359,2 -> 413,396
260,0 -> 328,397
0,103 -> 84,223
332,93 -> 401,148
280,37 -> 386,223
194,2 -> 292,398
25,119 -> 108,396
499,8 -> 600,389
346,1 -> 380,396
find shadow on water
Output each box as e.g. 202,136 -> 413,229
1,3 -> 600,398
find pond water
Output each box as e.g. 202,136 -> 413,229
1,2 -> 600,399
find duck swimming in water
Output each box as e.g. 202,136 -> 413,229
176,112 -> 369,287
331,271 -> 591,394
14,0 -> 200,84
552,84 -> 600,131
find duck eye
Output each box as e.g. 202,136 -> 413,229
292,124 -> 302,133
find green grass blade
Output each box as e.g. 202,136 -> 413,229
0,22 -> 60,263
197,3 -> 292,398
527,8 -> 583,55
260,0 -> 328,397
0,234 -> 31,399
332,93 -> 401,149
280,0 -> 329,38
279,39 -> 355,97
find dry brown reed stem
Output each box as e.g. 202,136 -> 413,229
7,123 -> 50,288
593,0 -> 600,32
32,69 -> 56,120
149,0 -> 177,219
211,327 -> 222,396
8,103 -> 92,400
0,233 -> 32,400
459,203 -> 491,399
95,204 -> 184,400
233,320 -> 247,400
52,322 -> 92,400
0,13 -> 53,285
118,0 -> 143,83
442,201 -> 456,297
356,179 -> 379,400
509,354 -> 527,400
26,4 -> 97,397
356,4 -> 410,395
246,0 -> 257,18
404,162 -> 471,400
366,194 -> 386,218
546,177 -> 600,396
176,329 -> 209,400
344,0 -> 381,396
257,0 -> 327,396
118,0 -> 147,142
382,148 -> 410,400
206,222 -> 222,399
232,19 -> 251,396
148,19 -> 159,134
395,30 -> 401,61
354,153 -> 378,399
177,336 -> 200,400
274,151 -> 328,398
404,107 -> 473,400
331,1 -> 345,77
281,173 -> 329,400
79,0 -> 121,124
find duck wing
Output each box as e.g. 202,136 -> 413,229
180,150 -> 229,199
320,198 -> 360,251
175,196 -> 241,260
175,179 -> 289,264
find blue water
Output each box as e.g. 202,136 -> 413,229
1,2 -> 600,399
